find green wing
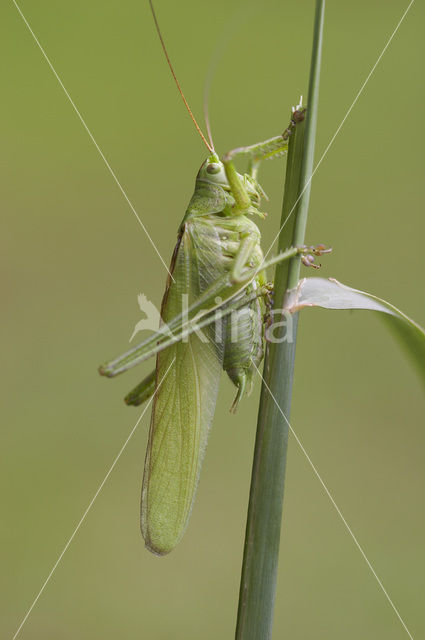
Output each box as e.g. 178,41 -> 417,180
141,219 -> 224,555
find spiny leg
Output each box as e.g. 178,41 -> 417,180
99,272 -> 247,377
229,244 -> 311,286
99,275 -> 272,378
222,109 -> 306,211
253,243 -> 332,278
100,244 -> 330,378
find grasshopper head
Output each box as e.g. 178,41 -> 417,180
196,155 -> 262,201
196,154 -> 229,189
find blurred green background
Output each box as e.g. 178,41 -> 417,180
2,0 -> 424,638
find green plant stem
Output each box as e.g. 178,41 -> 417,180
235,2 -> 325,639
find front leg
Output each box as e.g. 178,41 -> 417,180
222,108 -> 306,209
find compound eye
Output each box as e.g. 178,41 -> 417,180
206,163 -> 221,174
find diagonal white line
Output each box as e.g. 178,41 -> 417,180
252,362 -> 414,640
263,0 -> 415,264
12,359 -> 175,640
12,0 -> 174,280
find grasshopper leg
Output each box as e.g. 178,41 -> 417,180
125,369 -> 156,406
230,235 -> 259,283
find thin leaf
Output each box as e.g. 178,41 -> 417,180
286,277 -> 425,382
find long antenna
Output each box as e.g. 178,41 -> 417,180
203,88 -> 214,152
148,0 -> 214,154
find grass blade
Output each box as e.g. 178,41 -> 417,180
235,2 -> 325,638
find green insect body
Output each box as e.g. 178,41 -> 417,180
99,116 -> 316,555
193,163 -> 267,403
141,156 -> 269,554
